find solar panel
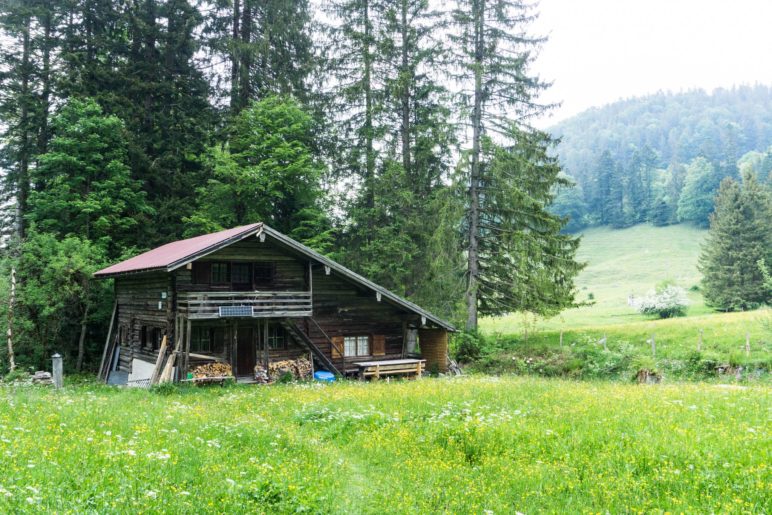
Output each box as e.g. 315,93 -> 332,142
218,305 -> 253,317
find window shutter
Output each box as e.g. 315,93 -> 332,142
372,335 -> 386,356
331,336 -> 344,359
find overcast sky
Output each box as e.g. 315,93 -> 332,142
530,0 -> 772,127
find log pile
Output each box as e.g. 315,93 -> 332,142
31,371 -> 54,385
254,357 -> 313,383
192,362 -> 232,379
636,368 -> 662,384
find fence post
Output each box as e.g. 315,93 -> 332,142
650,333 -> 656,358
559,331 -> 563,349
698,329 -> 703,352
52,353 -> 63,389
745,332 -> 750,357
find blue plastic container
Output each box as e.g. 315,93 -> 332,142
313,370 -> 335,382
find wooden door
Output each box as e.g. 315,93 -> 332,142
236,327 -> 255,376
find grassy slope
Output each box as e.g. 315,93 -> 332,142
483,224 -> 710,333
476,224 -> 771,375
0,378 -> 768,513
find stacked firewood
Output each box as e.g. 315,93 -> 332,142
254,357 -> 313,383
253,364 -> 270,384
192,362 -> 232,378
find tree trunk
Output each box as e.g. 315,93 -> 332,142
465,0 -> 485,331
17,15 -> 32,239
230,0 -> 241,111
76,303 -> 90,372
362,0 -> 375,210
237,0 -> 253,111
399,0 -> 411,177
6,267 -> 16,372
36,8 -> 53,161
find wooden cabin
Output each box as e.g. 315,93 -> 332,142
94,223 -> 455,384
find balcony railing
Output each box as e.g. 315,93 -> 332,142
178,291 -> 312,319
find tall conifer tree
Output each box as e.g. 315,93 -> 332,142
698,172 -> 772,311
449,0 -> 582,330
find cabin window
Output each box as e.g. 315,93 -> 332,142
266,325 -> 286,350
192,262 -> 211,284
191,327 -> 225,354
211,263 -> 230,284
253,262 -> 275,287
344,336 -> 370,357
231,263 -> 251,289
140,326 -> 149,348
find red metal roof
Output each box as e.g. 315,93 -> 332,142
94,223 -> 263,277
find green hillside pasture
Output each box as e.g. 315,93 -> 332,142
482,224 -> 709,333
472,310 -> 771,380
0,378 -> 769,513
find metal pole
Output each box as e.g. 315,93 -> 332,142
52,353 -> 63,389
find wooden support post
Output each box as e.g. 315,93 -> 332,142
559,331 -> 563,348
374,364 -> 380,380
698,329 -> 703,352
183,317 -> 192,379
745,332 -> 750,357
651,333 -> 656,358
263,319 -> 269,367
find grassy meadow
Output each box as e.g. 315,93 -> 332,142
0,377 -> 769,513
482,224 -> 710,333
476,224 -> 771,379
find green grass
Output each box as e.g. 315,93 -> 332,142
482,223 -> 710,332
475,224 -> 771,379
0,378 -> 769,513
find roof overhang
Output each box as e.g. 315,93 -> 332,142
94,223 -> 455,332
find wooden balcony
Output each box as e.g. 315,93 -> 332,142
178,291 -> 312,319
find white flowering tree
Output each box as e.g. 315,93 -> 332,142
633,284 -> 690,318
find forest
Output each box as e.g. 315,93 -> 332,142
0,0 -> 583,372
551,86 -> 772,230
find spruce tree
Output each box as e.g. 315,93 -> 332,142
698,172 -> 772,311
202,0 -> 315,111
333,0 -> 454,300
449,0 -> 582,329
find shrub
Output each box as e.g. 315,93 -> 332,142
2,368 -> 30,383
452,332 -> 484,363
633,284 -> 690,318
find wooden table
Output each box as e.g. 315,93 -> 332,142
352,359 -> 425,380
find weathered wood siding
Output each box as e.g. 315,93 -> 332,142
114,272 -> 173,372
292,266 -> 424,368
110,234 -> 438,376
176,238 -> 307,292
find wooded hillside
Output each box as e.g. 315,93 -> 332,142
551,86 -> 772,230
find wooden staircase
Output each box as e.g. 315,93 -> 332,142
280,320 -> 342,376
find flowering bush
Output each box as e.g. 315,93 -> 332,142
634,284 -> 690,318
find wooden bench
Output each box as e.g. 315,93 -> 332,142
352,359 -> 425,380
